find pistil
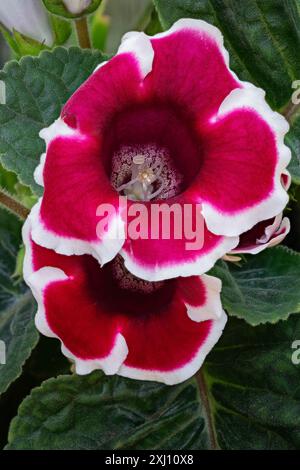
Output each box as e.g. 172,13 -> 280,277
116,155 -> 165,201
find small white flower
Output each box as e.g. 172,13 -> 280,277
0,0 -> 53,46
62,0 -> 92,15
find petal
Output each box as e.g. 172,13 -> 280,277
23,218 -> 226,385
232,214 -> 290,255
120,199 -> 238,281
178,274 -> 223,322
61,39 -> 153,135
119,311 -> 227,385
144,19 -> 240,123
23,218 -> 128,375
197,85 -> 290,236
113,272 -> 227,384
31,134 -> 125,265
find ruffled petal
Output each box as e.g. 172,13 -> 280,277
23,216 -> 227,385
231,172 -> 291,254
23,218 -> 128,375
62,37 -> 153,134
144,18 -> 240,123
197,85 -> 290,236
31,135 -> 125,265
231,214 -> 290,255
121,216 -> 238,281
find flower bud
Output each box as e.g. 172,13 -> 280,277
62,0 -> 92,15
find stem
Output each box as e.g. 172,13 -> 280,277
75,17 -> 91,49
283,101 -> 300,122
196,369 -> 219,450
0,189 -> 29,220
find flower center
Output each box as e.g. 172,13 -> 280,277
111,255 -> 164,294
110,144 -> 183,201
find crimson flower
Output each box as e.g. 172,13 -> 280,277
23,19 -> 291,384
23,218 -> 226,384
29,19 -> 290,282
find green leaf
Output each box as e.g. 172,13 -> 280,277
6,316 -> 300,450
42,0 -> 102,19
153,0 -> 300,111
50,16 -> 72,45
210,247 -> 300,326
145,6 -> 163,36
0,209 -> 39,395
0,27 -> 49,58
205,316 -> 300,449
0,47 -> 106,195
286,112 -> 300,184
6,372 -> 208,450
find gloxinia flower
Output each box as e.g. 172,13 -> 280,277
231,171 -> 291,255
23,215 -> 226,385
0,0 -> 54,46
30,19 -> 291,282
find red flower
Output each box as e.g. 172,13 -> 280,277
29,19 -> 290,282
231,171 -> 291,255
23,218 -> 226,384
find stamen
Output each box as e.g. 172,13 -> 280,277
116,154 -> 165,201
111,144 -> 183,200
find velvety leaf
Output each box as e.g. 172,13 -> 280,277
0,47 -> 106,194
205,316 -> 300,449
6,372 -> 209,450
0,209 -> 38,395
153,0 -> 300,110
6,316 -> 300,450
210,247 -> 300,326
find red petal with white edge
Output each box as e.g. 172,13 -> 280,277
231,214 -> 290,255
144,19 -> 240,123
198,85 -> 290,236
231,171 -> 291,255
23,216 -> 227,385
31,136 -> 125,265
120,199 -> 238,281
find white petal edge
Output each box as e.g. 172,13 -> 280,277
36,118 -> 80,188
118,311 -> 227,386
22,217 -> 129,376
186,274 -> 223,322
120,235 -> 239,282
202,83 -> 291,237
232,216 -> 290,255
117,30 -> 154,77
29,200 -> 125,267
